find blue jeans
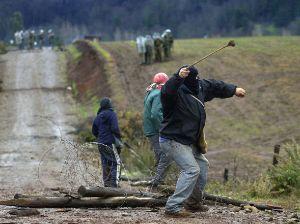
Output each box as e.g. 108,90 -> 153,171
160,139 -> 209,213
148,134 -> 172,185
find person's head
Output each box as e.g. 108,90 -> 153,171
99,97 -> 113,111
146,72 -> 169,92
153,72 -> 169,85
178,65 -> 199,94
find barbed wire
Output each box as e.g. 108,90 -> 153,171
35,115 -> 160,194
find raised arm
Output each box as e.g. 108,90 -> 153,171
201,79 -> 238,102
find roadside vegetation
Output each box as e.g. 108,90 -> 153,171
207,142 -> 300,210
0,42 -> 7,54
66,44 -> 82,63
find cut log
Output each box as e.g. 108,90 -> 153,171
203,193 -> 283,211
78,186 -> 162,198
14,193 -> 36,199
153,185 -> 283,211
130,180 -> 152,187
0,196 -> 167,208
9,208 -> 40,217
120,176 -> 151,182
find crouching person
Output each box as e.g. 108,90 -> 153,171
92,97 -> 122,188
160,66 -> 245,217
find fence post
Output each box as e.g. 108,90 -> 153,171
273,144 -> 280,166
223,168 -> 229,183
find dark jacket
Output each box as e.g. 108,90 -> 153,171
160,73 -> 236,145
92,109 -> 121,145
143,88 -> 163,137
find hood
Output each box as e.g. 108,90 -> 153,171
97,97 -> 113,114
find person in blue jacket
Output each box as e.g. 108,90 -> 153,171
92,97 -> 121,188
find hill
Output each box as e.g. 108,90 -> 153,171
1,0 -> 300,40
67,36 -> 300,180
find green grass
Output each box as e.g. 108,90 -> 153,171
66,44 -> 82,62
0,42 -> 7,54
206,178 -> 300,210
89,40 -> 111,61
206,142 -> 300,210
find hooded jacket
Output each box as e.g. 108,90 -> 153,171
92,98 -> 121,145
160,72 -> 236,145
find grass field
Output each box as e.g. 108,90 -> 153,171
98,36 -> 300,179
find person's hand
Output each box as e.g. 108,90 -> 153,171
179,67 -> 190,78
235,87 -> 246,97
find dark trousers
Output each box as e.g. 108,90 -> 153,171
98,144 -> 119,188
101,154 -> 118,187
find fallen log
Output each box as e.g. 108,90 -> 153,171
9,208 -> 40,217
153,185 -> 282,211
0,196 -> 167,208
130,180 -> 152,187
203,193 -> 283,211
120,176 -> 151,182
78,186 -> 162,198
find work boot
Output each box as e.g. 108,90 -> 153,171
184,203 -> 209,212
164,209 -> 194,218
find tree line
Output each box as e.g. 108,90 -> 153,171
0,0 -> 300,42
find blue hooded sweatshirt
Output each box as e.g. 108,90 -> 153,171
92,98 -> 121,145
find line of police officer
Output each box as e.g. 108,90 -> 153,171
136,29 -> 174,65
13,29 -> 55,50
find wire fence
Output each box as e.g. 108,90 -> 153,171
35,115 -> 176,195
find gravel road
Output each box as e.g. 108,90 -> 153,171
0,49 -> 78,197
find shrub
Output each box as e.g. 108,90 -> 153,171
117,110 -> 154,176
0,42 -> 7,54
268,142 -> 300,195
247,175 -> 272,198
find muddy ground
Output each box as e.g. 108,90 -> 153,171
0,49 -> 297,223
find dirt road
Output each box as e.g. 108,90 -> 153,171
0,49 -> 79,198
0,50 -> 293,223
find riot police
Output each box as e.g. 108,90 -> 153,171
48,29 -> 55,49
153,32 -> 163,62
136,35 -> 146,64
145,35 -> 154,65
29,30 -> 35,50
162,29 -> 174,59
38,29 -> 45,49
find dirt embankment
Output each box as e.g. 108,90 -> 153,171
67,40 -> 169,111
67,40 -> 112,103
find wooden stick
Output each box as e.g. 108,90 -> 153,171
144,185 -> 283,211
189,40 -> 235,67
204,193 -> 283,211
0,196 -> 167,208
